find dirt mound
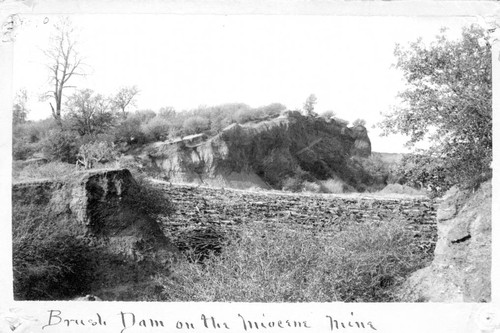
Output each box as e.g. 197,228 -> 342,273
397,180 -> 491,302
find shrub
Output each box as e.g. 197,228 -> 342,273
332,117 -> 349,126
12,204 -> 96,300
302,181 -> 321,193
113,117 -> 148,145
134,109 -> 157,122
41,129 -> 80,163
352,118 -> 366,127
12,119 -> 59,160
155,220 -> 429,302
394,152 -> 454,196
282,177 -> 303,192
13,232 -> 96,300
76,141 -> 119,169
319,178 -> 348,194
12,138 -> 35,160
254,103 -> 286,118
182,116 -> 210,135
320,110 -> 335,120
233,108 -> 259,124
142,116 -> 171,141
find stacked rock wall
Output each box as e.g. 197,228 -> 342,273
155,183 -> 437,255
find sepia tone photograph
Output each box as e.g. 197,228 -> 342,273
9,12 -> 493,303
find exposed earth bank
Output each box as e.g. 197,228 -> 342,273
397,180 -> 492,302
142,111 -> 377,191
12,169 -> 178,300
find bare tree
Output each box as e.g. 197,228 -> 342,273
112,86 -> 140,117
43,18 -> 84,126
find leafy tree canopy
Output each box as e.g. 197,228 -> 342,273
379,25 -> 492,191
303,94 -> 317,116
65,88 -> 116,136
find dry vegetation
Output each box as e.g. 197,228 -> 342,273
152,220 -> 429,302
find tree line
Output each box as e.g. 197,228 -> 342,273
12,17 -> 492,193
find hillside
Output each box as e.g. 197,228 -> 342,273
140,112 -> 376,191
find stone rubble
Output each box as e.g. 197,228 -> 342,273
155,183 -> 437,256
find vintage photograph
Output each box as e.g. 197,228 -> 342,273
10,13 -> 492,302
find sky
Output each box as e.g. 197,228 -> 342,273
11,14 -> 476,153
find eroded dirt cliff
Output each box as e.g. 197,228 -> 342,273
397,180 -> 492,302
12,169 -> 178,300
145,112 -> 373,190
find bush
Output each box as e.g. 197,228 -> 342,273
12,119 -> 59,160
12,204 -> 96,300
12,138 -> 36,160
155,221 -> 429,302
76,141 -> 119,169
13,232 -> 96,300
394,152 -> 454,196
302,181 -> 321,193
352,118 -> 366,127
319,178 -> 349,194
182,116 -> 210,135
113,117 -> 148,145
41,129 -> 80,163
319,110 -> 335,120
282,177 -> 303,192
134,109 -> 157,122
142,116 -> 171,141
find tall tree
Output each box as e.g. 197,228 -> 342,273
43,18 -> 84,126
303,94 -> 317,116
379,25 -> 492,190
66,89 -> 115,136
112,86 -> 140,117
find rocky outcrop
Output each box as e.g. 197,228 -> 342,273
397,180 -> 491,302
145,112 -> 372,190
12,169 -> 178,300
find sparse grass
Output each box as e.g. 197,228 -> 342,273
13,161 -> 76,182
154,220 -> 430,302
